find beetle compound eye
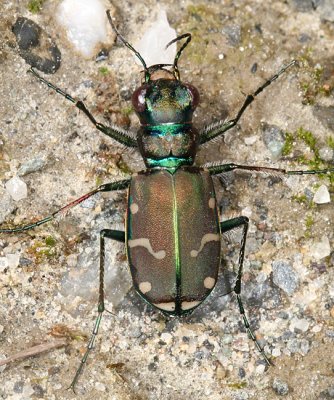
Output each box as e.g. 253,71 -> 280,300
185,84 -> 200,109
132,86 -> 148,113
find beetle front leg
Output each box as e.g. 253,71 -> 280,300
200,60 -> 296,145
221,217 -> 272,366
69,229 -> 125,392
28,68 -> 137,148
0,179 -> 130,233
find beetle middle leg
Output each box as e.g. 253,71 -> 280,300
69,229 -> 125,391
221,217 -> 272,366
200,60 -> 296,145
206,162 -> 334,177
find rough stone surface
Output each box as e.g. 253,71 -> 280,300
0,1 -> 333,399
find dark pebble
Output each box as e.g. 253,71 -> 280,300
12,17 -> 61,74
32,384 -> 45,398
313,105 -> 334,131
96,48 -> 109,62
272,377 -> 289,395
298,33 -> 312,42
251,63 -> 258,73
289,0 -> 316,12
13,381 -> 24,393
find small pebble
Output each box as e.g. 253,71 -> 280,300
0,355 -> 7,373
251,62 -> 258,73
95,382 -> 106,392
262,124 -> 285,158
272,260 -> 299,295
272,377 -> 289,395
286,338 -> 310,355
289,317 -> 310,333
272,347 -> 281,357
255,364 -> 266,374
313,185 -> 331,204
57,0 -> 112,58
310,236 -> 331,260
313,105 -> 334,131
319,146 -> 333,162
135,10 -> 176,66
222,24 -> 241,47
6,254 -> 20,268
327,385 -> 334,398
17,158 -> 46,176
244,135 -> 257,145
234,392 -> 249,400
0,187 -> 15,224
5,176 -> 27,201
317,0 -> 334,22
12,17 -> 61,73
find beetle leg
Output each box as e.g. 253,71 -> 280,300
206,162 -> 334,177
199,60 -> 297,145
221,217 -> 272,366
28,68 -> 137,148
69,229 -> 125,392
0,179 -> 130,233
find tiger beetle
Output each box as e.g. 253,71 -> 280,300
1,10 -> 333,391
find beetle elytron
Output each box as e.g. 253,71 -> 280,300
1,10 -> 333,390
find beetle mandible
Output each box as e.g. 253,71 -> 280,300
1,10 -> 333,390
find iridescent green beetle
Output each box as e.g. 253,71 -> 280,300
1,10 -> 333,390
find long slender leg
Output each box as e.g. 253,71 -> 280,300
28,68 -> 137,148
0,179 -> 130,233
207,162 -> 334,177
221,217 -> 271,365
200,60 -> 296,145
68,229 -> 125,392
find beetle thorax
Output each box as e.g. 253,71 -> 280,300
132,78 -> 200,168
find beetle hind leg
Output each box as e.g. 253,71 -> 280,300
68,229 -> 125,392
221,217 -> 272,366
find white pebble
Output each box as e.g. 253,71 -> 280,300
244,135 -> 257,145
313,184 -> 330,204
160,332 -> 173,344
135,10 -> 177,67
57,0 -> 111,58
310,236 -> 331,260
6,254 -> 20,268
255,364 -> 266,374
5,176 -> 27,201
289,317 -> 309,332
272,347 -> 281,357
95,382 -> 106,392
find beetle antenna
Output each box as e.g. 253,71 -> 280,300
106,10 -> 150,82
165,33 -> 191,80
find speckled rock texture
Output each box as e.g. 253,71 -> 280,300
0,0 -> 333,399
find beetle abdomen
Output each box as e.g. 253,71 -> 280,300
126,167 -> 220,316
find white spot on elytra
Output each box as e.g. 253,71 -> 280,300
128,238 -> 166,259
204,277 -> 215,289
208,197 -> 215,209
130,203 -> 139,214
181,300 -> 201,310
153,302 -> 175,311
190,233 -> 220,257
139,281 -> 152,293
